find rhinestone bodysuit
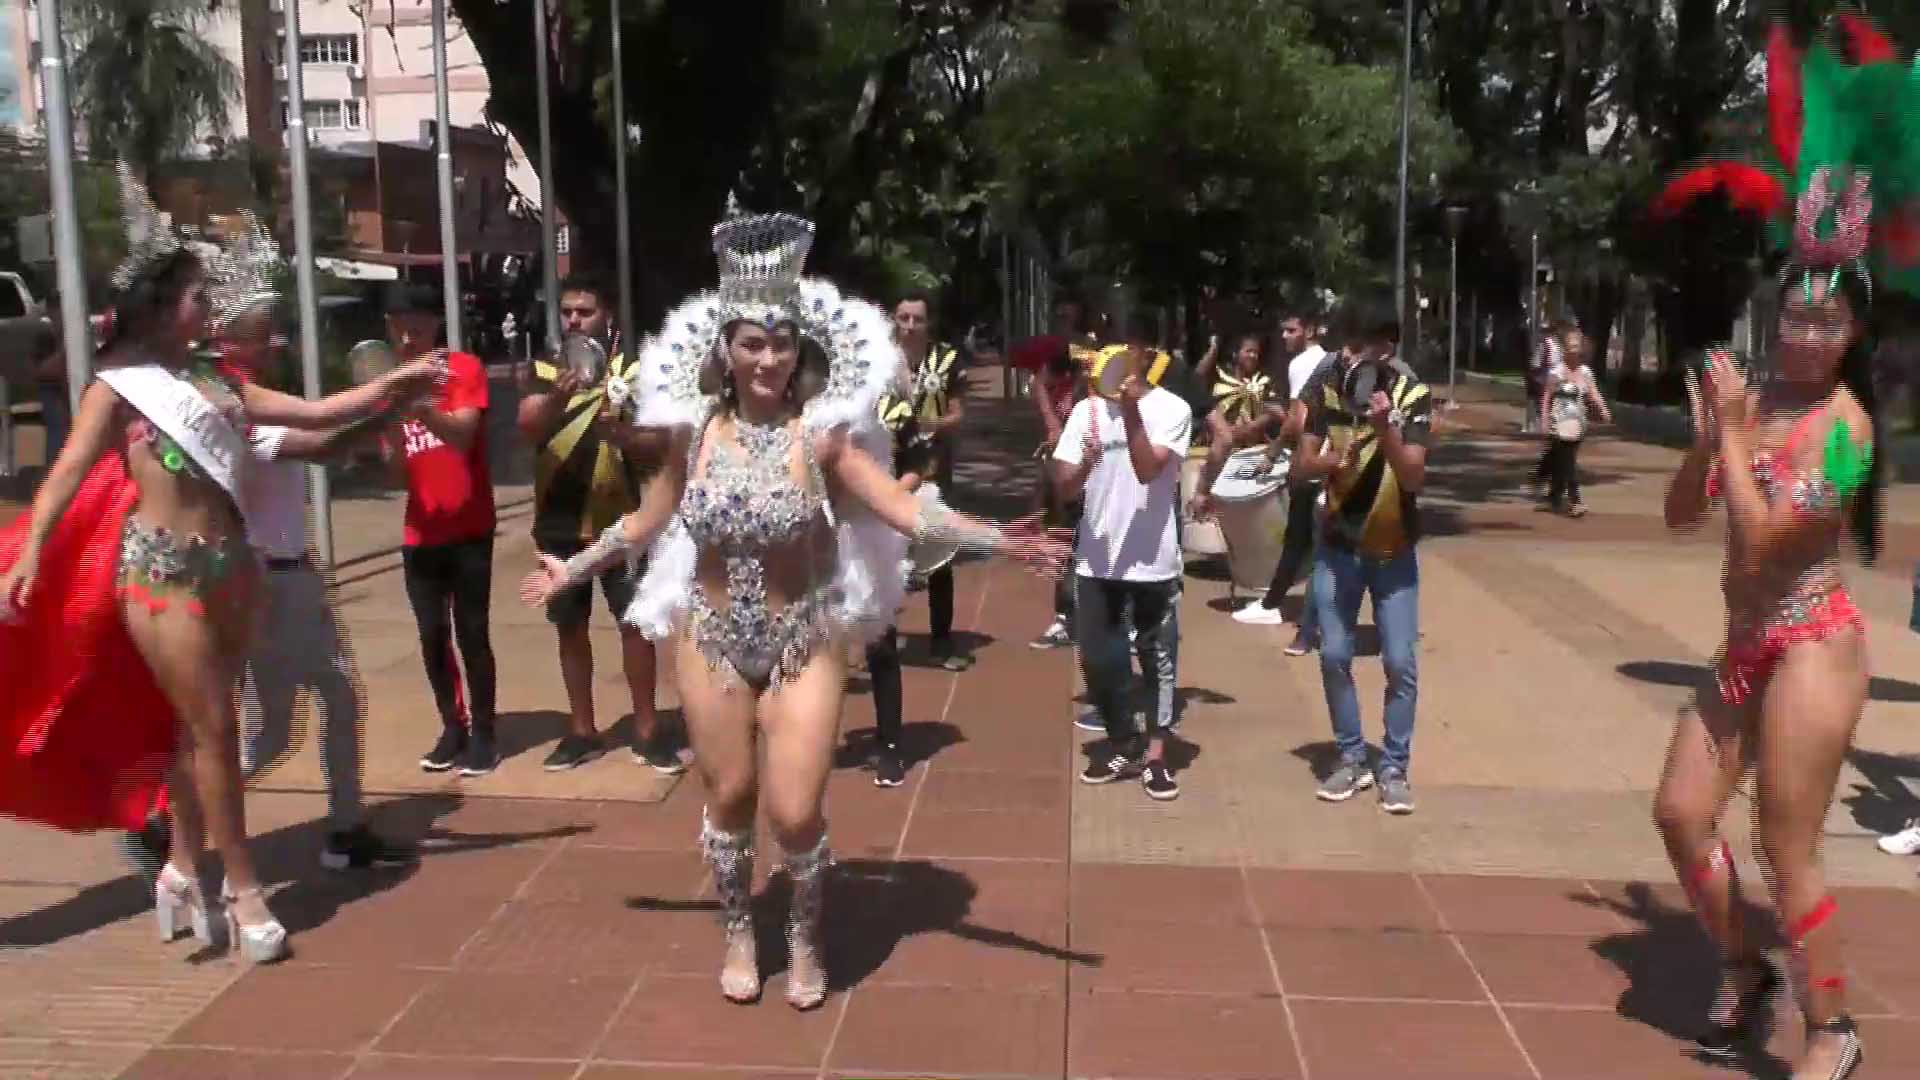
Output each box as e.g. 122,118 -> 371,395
678,415 -> 836,690
1706,408 -> 1863,704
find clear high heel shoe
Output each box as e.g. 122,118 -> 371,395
219,883 -> 290,964
154,863 -> 210,944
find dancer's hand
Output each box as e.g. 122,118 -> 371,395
0,553 -> 37,624
1684,368 -> 1717,450
519,554 -> 568,608
1704,349 -> 1753,436
1188,492 -> 1215,520
999,514 -> 1074,579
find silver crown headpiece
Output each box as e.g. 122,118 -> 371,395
110,162 -> 187,291
712,213 -> 814,324
207,211 -> 284,331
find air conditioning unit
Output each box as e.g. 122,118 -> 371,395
346,63 -> 364,80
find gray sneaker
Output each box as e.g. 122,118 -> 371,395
1378,769 -> 1414,815
1316,762 -> 1375,802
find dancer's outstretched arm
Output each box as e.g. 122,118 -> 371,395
241,359 -> 441,428
0,380 -> 122,612
520,424 -> 691,605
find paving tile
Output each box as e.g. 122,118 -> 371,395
1288,998 -> 1534,1079
1265,927 -> 1484,1002
1066,990 -> 1300,1078
829,986 -> 1064,1077
345,1055 -> 579,1079
121,1047 -> 355,1079
1243,869 -> 1441,931
594,972 -> 835,1069
1831,885 -> 1920,945
1845,938 -> 1920,1018
918,768 -> 1066,815
902,808 -> 1069,860
574,795 -> 709,851
521,846 -> 708,907
1418,874 -> 1628,936
279,881 -> 509,968
1455,933 -> 1633,1007
455,898 -> 712,976
374,971 -> 631,1059
1504,1006 -> 1741,1080
166,965 -> 438,1053
870,908 -> 1072,991
893,856 -> 1071,922
579,1068 -> 817,1080
1069,863 -> 1251,926
1067,919 -> 1273,995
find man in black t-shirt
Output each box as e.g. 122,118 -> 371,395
516,275 -> 678,773
1291,309 -> 1433,816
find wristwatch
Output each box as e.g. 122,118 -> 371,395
1386,408 -> 1406,430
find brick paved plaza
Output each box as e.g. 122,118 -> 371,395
4,374 -> 1920,1078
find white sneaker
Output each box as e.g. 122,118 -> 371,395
1232,602 -> 1285,626
1877,820 -> 1920,856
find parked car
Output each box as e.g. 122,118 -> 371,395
0,272 -> 51,385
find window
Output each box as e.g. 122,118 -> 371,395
300,100 -> 365,130
299,34 -> 359,66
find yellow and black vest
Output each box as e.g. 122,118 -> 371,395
1316,364 -> 1432,558
531,350 -> 645,544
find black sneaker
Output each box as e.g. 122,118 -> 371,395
873,746 -> 907,788
114,812 -> 171,884
1081,747 -> 1143,785
931,638 -> 975,672
543,733 -> 605,772
1142,761 -> 1180,801
420,726 -> 467,772
631,737 -> 688,776
321,826 -> 415,871
459,728 -> 499,778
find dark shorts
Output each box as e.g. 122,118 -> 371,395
539,535 -> 644,629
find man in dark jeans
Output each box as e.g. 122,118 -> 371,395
1053,338 -> 1193,801
383,307 -> 500,778
1293,308 -> 1432,815
517,275 -> 679,773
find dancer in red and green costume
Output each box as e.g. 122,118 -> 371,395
1649,12 -> 1916,1080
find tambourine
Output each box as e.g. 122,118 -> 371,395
1341,360 -> 1384,415
560,333 -> 608,384
348,339 -> 398,385
906,483 -> 965,582
1087,345 -> 1172,399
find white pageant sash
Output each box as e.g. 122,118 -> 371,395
98,364 -> 248,514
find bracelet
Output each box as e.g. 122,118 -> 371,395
558,522 -> 636,588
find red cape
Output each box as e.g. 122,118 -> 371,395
0,455 -> 177,832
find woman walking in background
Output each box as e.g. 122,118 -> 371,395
1537,324 -> 1612,517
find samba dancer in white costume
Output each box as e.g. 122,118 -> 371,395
522,215 -> 1066,1009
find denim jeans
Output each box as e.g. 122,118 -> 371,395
1075,575 -> 1181,746
1312,544 -> 1419,776
36,385 -> 71,465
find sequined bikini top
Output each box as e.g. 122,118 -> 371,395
679,415 -> 826,553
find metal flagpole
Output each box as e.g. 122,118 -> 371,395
610,0 -> 635,353
284,0 -> 334,566
431,0 -> 462,352
37,0 -> 94,417
999,230 -> 1012,399
1394,0 -> 1412,329
532,0 -> 561,353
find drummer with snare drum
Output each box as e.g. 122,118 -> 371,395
1190,330 -> 1285,519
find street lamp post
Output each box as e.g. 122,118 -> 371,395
36,0 -> 94,418
532,0 -> 561,354
610,0 -> 635,351
430,0 -> 462,353
286,0 -> 333,564
1394,0 -> 1413,327
1443,204 -> 1469,410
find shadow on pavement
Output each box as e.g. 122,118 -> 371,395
1616,659 -> 1920,704
1840,746 -> 1920,836
836,721 -> 965,771
1571,881 -> 1791,1079
626,856 -> 1101,994
0,791 -> 583,951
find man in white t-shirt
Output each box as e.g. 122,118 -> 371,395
1234,313 -> 1331,656
1051,340 -> 1193,801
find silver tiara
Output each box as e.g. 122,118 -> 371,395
207,211 -> 283,331
110,162 -> 186,291
712,213 -> 814,323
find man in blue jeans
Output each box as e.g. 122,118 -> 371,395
1292,309 -> 1432,814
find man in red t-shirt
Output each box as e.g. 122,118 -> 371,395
381,307 -> 500,778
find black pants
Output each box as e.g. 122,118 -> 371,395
1042,465 -> 1083,622
1543,437 -> 1582,506
1076,576 -> 1181,745
865,626 -> 904,749
401,537 -> 498,730
1262,483 -> 1320,608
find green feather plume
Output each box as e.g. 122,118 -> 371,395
1823,418 -> 1872,500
